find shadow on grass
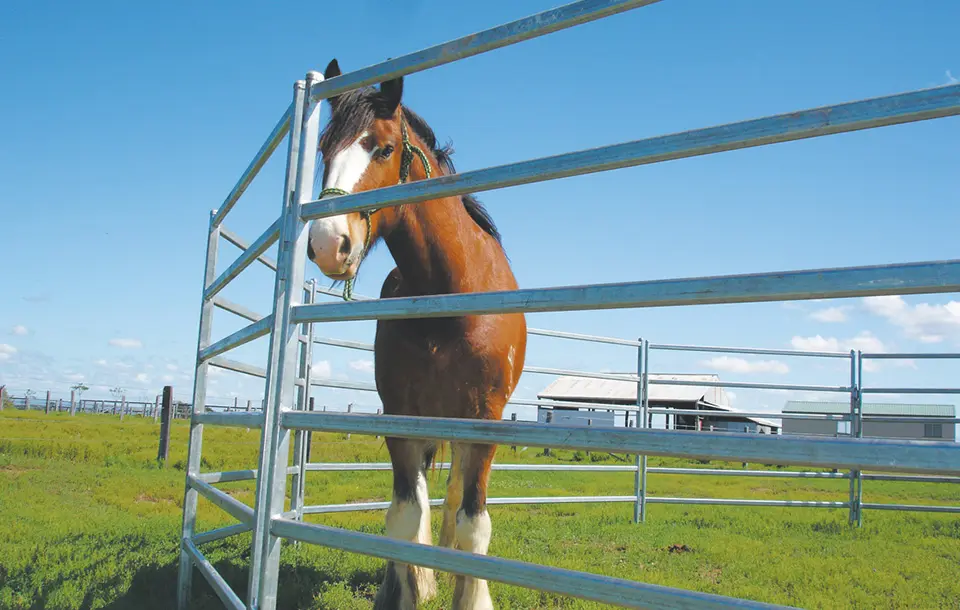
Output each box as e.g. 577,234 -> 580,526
99,554 -> 383,610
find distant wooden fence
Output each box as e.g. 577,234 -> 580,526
1,389 -> 258,421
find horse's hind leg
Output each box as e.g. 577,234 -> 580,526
452,442 -> 496,610
373,438 -> 437,610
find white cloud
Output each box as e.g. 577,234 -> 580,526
109,338 -> 142,349
948,70 -> 958,84
136,373 -> 150,383
726,390 -> 737,404
701,356 -> 789,375
0,344 -> 16,361
95,359 -> 109,367
11,325 -> 28,336
862,296 -> 960,344
349,359 -> 375,374
115,362 -> 134,369
166,364 -> 178,371
789,331 -> 906,372
311,361 -> 332,378
162,374 -> 175,382
790,331 -> 885,354
810,306 -> 851,323
64,373 -> 85,382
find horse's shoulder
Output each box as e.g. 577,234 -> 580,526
380,267 -> 404,299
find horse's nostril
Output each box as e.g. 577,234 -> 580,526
306,241 -> 315,261
339,234 -> 352,256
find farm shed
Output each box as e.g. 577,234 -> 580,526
537,373 -> 780,433
782,401 -> 956,441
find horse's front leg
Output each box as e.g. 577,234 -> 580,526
452,442 -> 496,610
439,443 -> 464,549
373,438 -> 438,610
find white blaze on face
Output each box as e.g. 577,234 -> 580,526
308,131 -> 375,271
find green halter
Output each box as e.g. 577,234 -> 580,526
318,119 -> 431,301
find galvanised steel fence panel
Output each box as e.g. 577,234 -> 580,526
854,351 -> 960,524
639,342 -> 860,523
174,1 -> 960,608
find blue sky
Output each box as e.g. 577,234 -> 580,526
1,1 -> 958,428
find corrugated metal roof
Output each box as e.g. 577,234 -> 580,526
537,374 -> 728,405
783,401 -> 955,417
536,375 -> 779,429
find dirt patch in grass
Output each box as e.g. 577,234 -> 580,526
135,493 -> 172,505
700,567 -> 722,584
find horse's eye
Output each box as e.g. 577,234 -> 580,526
379,144 -> 395,159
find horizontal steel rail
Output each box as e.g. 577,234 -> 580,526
198,315 -> 273,362
861,352 -> 960,360
291,260 -> 960,323
196,466 -> 299,484
305,462 -> 641,472
650,342 -> 851,358
193,411 -> 265,429
272,518 -> 791,609
211,105 -> 292,228
313,336 -> 375,352
304,464 -> 852,479
197,469 -> 258,484
205,218 -> 282,300
525,365 -> 636,382
282,411 -> 960,475
307,0 -> 663,103
182,539 -> 245,610
299,378 -> 377,392
862,473 -> 960,484
208,356 -> 267,379
192,523 -> 253,546
188,475 -> 254,524
860,387 -> 960,395
649,468 -> 850,479
647,377 -> 851,394
527,327 -> 641,347
646,407 -> 848,421
861,415 -> 960,423
213,296 -> 264,323
219,226 -> 278,272
647,497 -> 848,509
861,502 -> 960,514
301,84 -> 960,223
512,397 -> 640,412
303,496 -> 639,514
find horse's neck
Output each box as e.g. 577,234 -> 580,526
385,194 -> 487,296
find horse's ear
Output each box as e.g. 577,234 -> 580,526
324,58 -> 341,80
324,59 -> 342,110
379,76 -> 403,116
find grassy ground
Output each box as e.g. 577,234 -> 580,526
1,409 -> 958,609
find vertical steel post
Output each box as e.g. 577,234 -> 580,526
846,349 -> 859,525
633,338 -> 643,523
247,71 -> 319,610
855,350 -> 864,527
292,279 -> 317,522
176,211 -> 220,610
638,340 -> 650,523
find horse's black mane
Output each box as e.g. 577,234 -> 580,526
318,86 -> 502,246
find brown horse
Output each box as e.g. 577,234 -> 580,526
306,59 -> 527,610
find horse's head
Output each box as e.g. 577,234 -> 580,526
307,58 -> 412,282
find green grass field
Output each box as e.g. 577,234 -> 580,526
1,408 -> 958,609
